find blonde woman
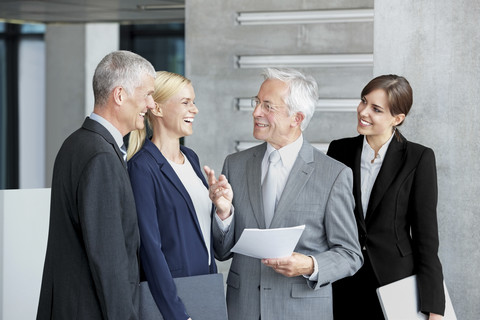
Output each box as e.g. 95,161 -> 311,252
128,71 -> 230,320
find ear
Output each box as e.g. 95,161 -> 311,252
393,113 -> 406,126
150,102 -> 163,117
291,112 -> 305,128
113,86 -> 124,105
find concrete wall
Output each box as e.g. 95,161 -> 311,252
373,1 -> 480,318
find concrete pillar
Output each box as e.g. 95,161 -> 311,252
44,23 -> 118,186
374,1 -> 480,318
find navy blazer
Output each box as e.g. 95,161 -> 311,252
327,133 -> 445,315
128,139 -> 217,320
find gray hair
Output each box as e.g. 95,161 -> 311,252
261,67 -> 318,131
93,50 -> 156,107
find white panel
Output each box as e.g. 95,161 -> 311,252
237,54 -> 373,68
19,40 -> 46,188
0,189 -> 50,320
237,9 -> 374,25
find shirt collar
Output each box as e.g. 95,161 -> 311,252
362,131 -> 395,160
89,112 -> 124,149
266,134 -> 303,168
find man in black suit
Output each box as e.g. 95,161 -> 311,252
37,50 -> 156,319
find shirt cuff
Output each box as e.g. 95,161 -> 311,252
214,207 -> 234,232
303,255 -> 319,281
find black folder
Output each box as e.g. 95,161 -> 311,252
139,273 -> 228,320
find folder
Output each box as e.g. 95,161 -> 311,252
139,273 -> 228,320
376,275 -> 456,320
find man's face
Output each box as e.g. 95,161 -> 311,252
252,79 -> 296,149
119,73 -> 155,135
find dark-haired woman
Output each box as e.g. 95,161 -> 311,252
328,75 -> 445,320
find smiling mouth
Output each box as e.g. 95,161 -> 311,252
359,119 -> 371,126
184,118 -> 194,123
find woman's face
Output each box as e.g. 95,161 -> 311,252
159,83 -> 198,138
356,88 -> 404,145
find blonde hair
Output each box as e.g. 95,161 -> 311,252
127,71 -> 191,160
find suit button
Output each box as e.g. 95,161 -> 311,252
362,246 -> 367,251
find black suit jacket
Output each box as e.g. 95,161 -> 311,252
327,133 -> 445,315
37,118 -> 140,319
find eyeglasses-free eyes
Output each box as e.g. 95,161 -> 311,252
251,97 -> 286,114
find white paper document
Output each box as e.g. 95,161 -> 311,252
231,225 -> 305,259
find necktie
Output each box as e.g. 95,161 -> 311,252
120,144 -> 127,163
262,150 -> 281,228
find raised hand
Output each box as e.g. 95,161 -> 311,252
203,166 -> 233,220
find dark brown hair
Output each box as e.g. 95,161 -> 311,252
361,74 -> 413,127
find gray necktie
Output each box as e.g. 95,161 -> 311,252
120,144 -> 127,163
262,150 -> 281,228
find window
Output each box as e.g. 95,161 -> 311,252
120,23 -> 185,75
0,22 -> 44,189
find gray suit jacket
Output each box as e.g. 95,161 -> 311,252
37,118 -> 140,319
212,139 -> 363,320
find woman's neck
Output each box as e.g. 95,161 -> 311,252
151,128 -> 183,164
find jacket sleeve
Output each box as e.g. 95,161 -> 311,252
78,152 -> 138,320
211,155 -> 236,261
410,147 -> 445,315
128,160 -> 190,320
312,166 -> 363,289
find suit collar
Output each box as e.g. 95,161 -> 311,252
82,117 -> 126,168
351,136 -> 366,229
246,143 -> 267,228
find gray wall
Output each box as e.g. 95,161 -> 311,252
374,1 -> 480,318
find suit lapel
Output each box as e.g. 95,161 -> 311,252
246,143 -> 267,229
144,141 -> 204,235
350,136 -> 367,232
365,135 -> 407,222
270,140 -> 314,228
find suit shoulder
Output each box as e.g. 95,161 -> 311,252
225,143 -> 264,162
58,127 -> 112,160
313,147 -> 350,172
405,140 -> 434,154
328,135 -> 361,150
128,145 -> 157,168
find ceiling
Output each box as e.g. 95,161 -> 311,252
0,0 -> 185,24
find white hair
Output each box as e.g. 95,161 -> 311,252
261,67 -> 318,131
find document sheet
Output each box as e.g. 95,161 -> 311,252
231,225 -> 305,259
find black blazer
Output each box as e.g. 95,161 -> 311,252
327,133 -> 445,315
37,118 -> 140,319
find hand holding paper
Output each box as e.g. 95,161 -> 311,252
230,225 -> 305,259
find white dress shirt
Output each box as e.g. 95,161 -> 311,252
360,132 -> 395,216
